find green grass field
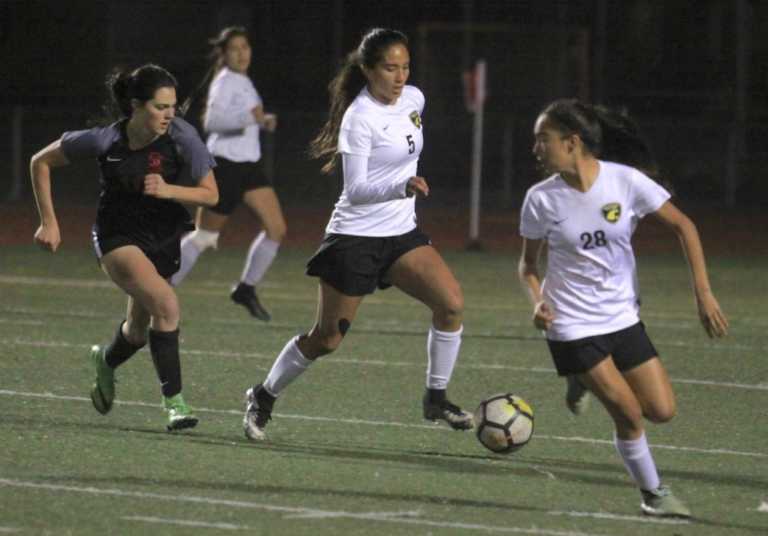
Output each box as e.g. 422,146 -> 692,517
1,243 -> 766,535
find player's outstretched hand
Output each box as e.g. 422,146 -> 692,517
696,291 -> 729,338
532,300 -> 554,330
143,173 -> 171,199
34,223 -> 61,252
406,176 -> 429,198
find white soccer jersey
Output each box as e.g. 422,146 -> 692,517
520,161 -> 671,341
204,67 -> 263,163
325,85 -> 425,236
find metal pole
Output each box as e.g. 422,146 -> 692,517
8,106 -> 23,202
726,0 -> 750,207
468,60 -> 485,248
592,0 -> 607,103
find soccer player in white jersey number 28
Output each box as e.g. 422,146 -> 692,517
518,99 -> 729,518
240,28 -> 473,441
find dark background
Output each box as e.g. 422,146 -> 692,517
2,0 -> 767,209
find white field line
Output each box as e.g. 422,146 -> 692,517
2,274 -> 765,327
284,509 -> 422,520
1,388 -> 765,459
2,337 -> 766,393
1,304 -> 761,355
122,515 -> 246,530
548,510 -> 689,526
0,528 -> 21,534
0,478 -> 607,536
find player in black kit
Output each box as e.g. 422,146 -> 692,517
30,64 -> 219,431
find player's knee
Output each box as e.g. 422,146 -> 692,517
186,228 -> 219,252
435,289 -> 464,324
646,401 -> 677,423
265,221 -> 287,243
152,294 -> 180,326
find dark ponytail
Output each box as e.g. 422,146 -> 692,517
105,64 -> 178,120
309,28 -> 408,174
180,26 -> 249,118
542,98 -> 659,179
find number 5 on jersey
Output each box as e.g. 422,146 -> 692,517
406,134 -> 415,154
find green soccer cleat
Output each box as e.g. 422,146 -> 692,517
89,345 -> 115,415
565,375 -> 590,415
641,485 -> 692,518
163,393 -> 199,431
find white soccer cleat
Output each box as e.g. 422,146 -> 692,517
243,386 -> 272,441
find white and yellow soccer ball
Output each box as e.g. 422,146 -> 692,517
475,393 -> 534,454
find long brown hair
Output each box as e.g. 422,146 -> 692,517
309,28 -> 408,174
179,26 -> 249,118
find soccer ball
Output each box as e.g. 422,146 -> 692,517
475,393 -> 534,454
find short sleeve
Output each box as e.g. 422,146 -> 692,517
60,125 -> 118,161
338,112 -> 372,157
631,170 -> 671,218
410,86 -> 425,114
519,189 -> 547,239
170,118 -> 216,183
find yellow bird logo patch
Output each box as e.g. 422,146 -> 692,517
602,203 -> 621,223
409,111 -> 422,129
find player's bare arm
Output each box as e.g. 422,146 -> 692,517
30,140 -> 71,252
652,200 -> 729,338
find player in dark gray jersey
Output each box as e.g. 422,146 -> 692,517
31,64 -> 219,431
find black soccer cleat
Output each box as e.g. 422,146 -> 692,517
231,282 -> 272,322
422,390 -> 474,431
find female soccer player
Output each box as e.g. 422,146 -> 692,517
171,26 -> 287,322
241,28 -> 472,440
518,99 -> 729,517
31,64 -> 219,430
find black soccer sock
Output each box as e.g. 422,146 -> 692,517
425,388 -> 447,405
105,320 -> 145,369
149,328 -> 182,398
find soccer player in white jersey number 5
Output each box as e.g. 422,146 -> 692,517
518,99 -> 729,518
241,28 -> 473,441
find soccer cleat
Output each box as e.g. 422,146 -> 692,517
163,393 -> 199,431
565,375 -> 590,415
641,485 -> 692,518
243,385 -> 274,441
231,282 -> 271,322
89,345 -> 116,415
422,392 -> 474,431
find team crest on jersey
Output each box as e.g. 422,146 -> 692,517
601,203 -> 621,223
148,152 -> 163,173
409,111 -> 422,129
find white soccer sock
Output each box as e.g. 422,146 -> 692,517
614,432 -> 661,491
171,229 -> 218,286
426,325 -> 463,390
241,231 -> 280,286
262,336 -> 312,397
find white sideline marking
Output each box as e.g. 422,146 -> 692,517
1,388 -> 765,459
2,337 -> 767,392
548,510 -> 689,525
2,273 -> 766,326
0,478 -> 605,536
758,501 -> 768,513
122,515 -> 246,530
284,509 -> 421,520
0,318 -> 43,326
531,466 -> 557,480
0,528 -> 21,534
